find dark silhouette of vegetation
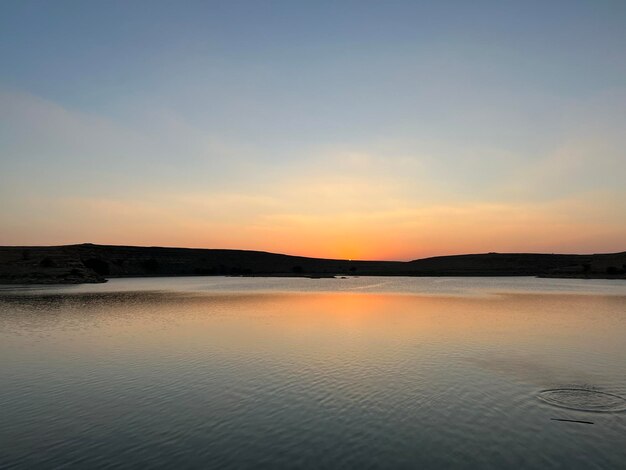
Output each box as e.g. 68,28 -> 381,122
141,259 -> 160,273
216,264 -> 252,275
39,257 -> 56,268
228,266 -> 252,275
21,250 -> 30,261
84,258 -> 110,275
193,267 -> 217,275
606,266 -> 624,275
292,265 -> 303,274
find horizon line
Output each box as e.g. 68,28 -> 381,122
1,242 -> 624,263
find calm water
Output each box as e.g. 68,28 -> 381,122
1,276 -> 626,469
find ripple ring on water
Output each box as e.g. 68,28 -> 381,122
538,388 -> 626,413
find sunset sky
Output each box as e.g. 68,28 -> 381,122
1,1 -> 625,260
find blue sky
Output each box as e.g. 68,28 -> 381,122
1,1 -> 625,259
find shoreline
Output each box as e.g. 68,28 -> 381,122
1,243 -> 625,285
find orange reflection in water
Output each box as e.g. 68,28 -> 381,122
18,291 -> 625,379
114,292 -> 626,357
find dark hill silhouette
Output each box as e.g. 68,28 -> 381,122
0,244 -> 625,284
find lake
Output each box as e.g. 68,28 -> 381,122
1,276 -> 626,469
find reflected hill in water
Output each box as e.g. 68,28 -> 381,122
0,243 -> 625,284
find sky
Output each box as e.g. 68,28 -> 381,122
1,0 -> 625,260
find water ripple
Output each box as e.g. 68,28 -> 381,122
538,388 -> 626,412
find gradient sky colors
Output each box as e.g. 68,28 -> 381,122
1,1 -> 625,260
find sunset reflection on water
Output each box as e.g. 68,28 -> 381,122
1,279 -> 626,469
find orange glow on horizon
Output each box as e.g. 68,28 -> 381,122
1,190 -> 625,260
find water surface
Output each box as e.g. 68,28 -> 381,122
1,277 -> 625,469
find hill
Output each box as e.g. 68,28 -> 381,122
0,244 -> 624,284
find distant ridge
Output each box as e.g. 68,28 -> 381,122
0,243 -> 625,284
